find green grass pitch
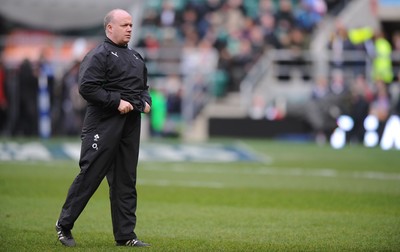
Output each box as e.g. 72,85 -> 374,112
0,139 -> 399,251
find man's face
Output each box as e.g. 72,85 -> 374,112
108,11 -> 132,45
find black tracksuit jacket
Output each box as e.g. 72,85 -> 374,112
79,37 -> 151,112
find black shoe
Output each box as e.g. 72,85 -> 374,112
116,239 -> 150,247
55,221 -> 76,247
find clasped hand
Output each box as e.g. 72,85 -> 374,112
118,99 -> 151,114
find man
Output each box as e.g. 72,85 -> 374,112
55,9 -> 151,247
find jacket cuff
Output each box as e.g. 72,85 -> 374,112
110,92 -> 121,110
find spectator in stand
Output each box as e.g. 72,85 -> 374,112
294,70 -> 351,144
295,0 -> 327,32
224,29 -> 250,90
38,50 -> 55,110
388,32 -> 400,110
137,30 -> 160,65
274,0 -> 295,30
392,31 -> 400,52
164,74 -> 183,135
181,37 -> 218,119
232,37 -> 254,89
0,58 -> 7,134
288,26 -> 310,80
369,79 -> 391,135
330,68 -> 348,97
304,75 -> 332,143
141,8 -> 158,26
241,16 -> 255,41
158,1 -> 181,28
311,75 -> 330,100
348,74 -> 374,143
247,22 -> 268,61
15,59 -> 38,136
329,69 -> 352,120
390,70 -> 400,114
325,0 -> 348,15
328,19 -> 353,70
347,26 -> 375,77
181,37 -> 218,77
192,2 -> 216,39
258,12 -> 280,49
204,0 -> 223,13
180,7 -> 200,41
372,30 -> 394,85
249,94 -> 266,120
273,0 -> 295,80
198,38 -> 219,74
223,0 -> 246,33
259,0 -> 274,15
60,60 -> 86,135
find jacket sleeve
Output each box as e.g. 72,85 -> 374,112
78,51 -> 120,110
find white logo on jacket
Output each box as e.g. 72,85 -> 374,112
92,134 -> 100,150
111,51 -> 118,57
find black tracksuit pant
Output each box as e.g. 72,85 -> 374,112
58,106 -> 141,241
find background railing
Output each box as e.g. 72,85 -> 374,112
240,48 -> 400,117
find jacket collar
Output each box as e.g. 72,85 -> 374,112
105,37 -> 128,48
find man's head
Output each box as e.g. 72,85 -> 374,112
104,9 -> 132,45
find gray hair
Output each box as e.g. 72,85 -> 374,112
103,10 -> 114,31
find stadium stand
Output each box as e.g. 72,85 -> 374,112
0,0 -> 399,143
0,0 -> 138,31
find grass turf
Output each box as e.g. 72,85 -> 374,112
0,139 -> 399,251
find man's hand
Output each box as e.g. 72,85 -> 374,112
118,99 -> 133,114
144,102 -> 151,113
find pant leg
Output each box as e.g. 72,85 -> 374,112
107,111 -> 141,241
58,109 -> 125,230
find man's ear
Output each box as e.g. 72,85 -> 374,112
107,24 -> 112,34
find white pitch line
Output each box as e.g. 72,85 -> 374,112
138,179 -> 224,188
143,166 -> 400,181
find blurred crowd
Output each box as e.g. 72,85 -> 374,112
284,21 -> 400,144
0,55 -> 86,137
139,0 -> 333,90
1,0 -> 342,138
136,0 -> 339,136
6,0 -> 384,141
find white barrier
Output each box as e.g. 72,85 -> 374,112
330,114 -> 400,150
